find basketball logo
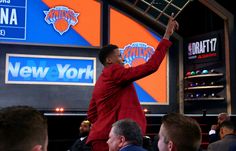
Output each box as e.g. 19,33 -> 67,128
44,6 -> 79,35
120,42 -> 155,67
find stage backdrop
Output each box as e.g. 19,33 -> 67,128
109,7 -> 168,105
0,0 -> 101,47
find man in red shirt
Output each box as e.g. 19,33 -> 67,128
87,15 -> 179,151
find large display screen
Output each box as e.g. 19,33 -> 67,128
6,54 -> 96,85
0,0 -> 101,47
109,8 -> 168,105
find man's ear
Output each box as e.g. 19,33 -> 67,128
31,145 -> 42,151
106,56 -> 112,64
118,136 -> 126,148
220,128 -> 224,134
167,140 -> 175,151
220,128 -> 224,138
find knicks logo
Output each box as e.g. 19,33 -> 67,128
44,6 -> 79,35
120,42 -> 155,68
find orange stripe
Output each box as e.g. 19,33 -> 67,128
110,8 -> 167,103
42,0 -> 101,46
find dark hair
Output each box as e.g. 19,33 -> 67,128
99,44 -> 118,65
161,113 -> 201,151
0,106 -> 48,151
220,121 -> 235,131
112,119 -> 143,146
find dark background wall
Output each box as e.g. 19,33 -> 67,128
178,0 -> 236,114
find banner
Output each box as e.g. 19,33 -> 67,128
6,54 -> 96,85
0,0 -> 26,40
185,31 -> 222,63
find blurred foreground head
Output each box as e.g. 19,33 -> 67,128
158,113 -> 202,151
0,106 -> 48,151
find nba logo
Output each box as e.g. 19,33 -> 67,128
44,6 -> 79,35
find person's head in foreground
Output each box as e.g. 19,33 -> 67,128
107,119 -> 143,151
158,113 -> 202,151
0,106 -> 48,151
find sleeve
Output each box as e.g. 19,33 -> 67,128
208,133 -> 219,143
111,39 -> 172,85
83,142 -> 91,151
87,97 -> 98,123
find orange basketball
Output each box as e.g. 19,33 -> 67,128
54,19 -> 69,32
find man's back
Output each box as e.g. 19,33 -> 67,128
87,63 -> 147,142
208,134 -> 236,151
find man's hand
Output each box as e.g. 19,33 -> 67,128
163,13 -> 179,40
211,124 -> 218,130
209,124 -> 218,135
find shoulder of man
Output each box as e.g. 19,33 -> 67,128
208,139 -> 225,150
103,64 -> 124,76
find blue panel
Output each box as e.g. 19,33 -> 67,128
0,27 -> 24,39
0,0 -> 26,7
134,82 -> 157,103
6,54 -> 95,85
0,1 -> 26,40
0,0 -> 92,46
